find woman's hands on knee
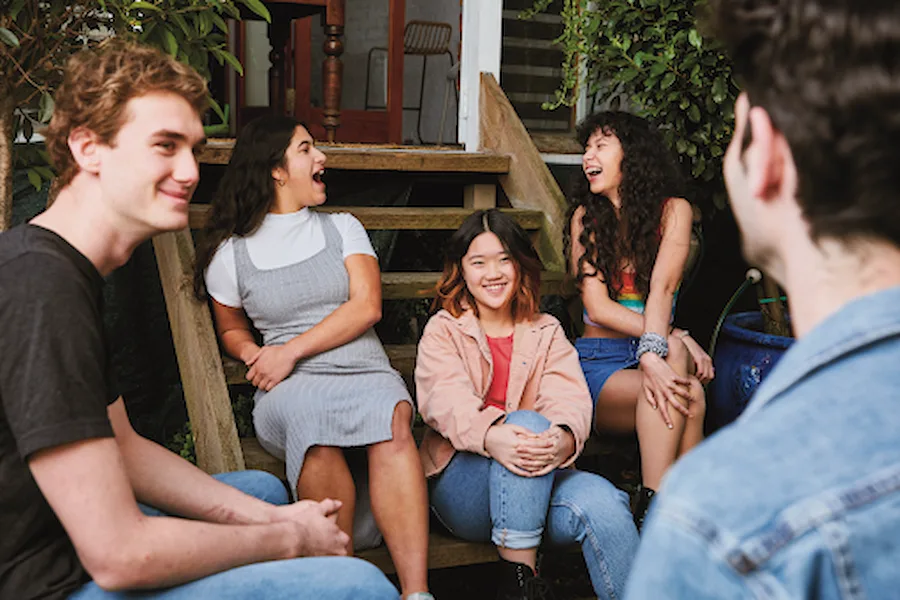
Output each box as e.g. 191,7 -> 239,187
638,353 -> 691,429
246,345 -> 297,391
485,423 -> 556,477
526,425 -> 575,477
680,334 -> 715,384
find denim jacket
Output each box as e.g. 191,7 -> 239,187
626,286 -> 900,600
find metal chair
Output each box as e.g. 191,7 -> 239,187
365,20 -> 456,144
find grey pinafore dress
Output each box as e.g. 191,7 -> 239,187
233,212 -> 410,497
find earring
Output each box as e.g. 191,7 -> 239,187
275,179 -> 286,187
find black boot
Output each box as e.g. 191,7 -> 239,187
496,557 -> 556,600
631,485 -> 656,532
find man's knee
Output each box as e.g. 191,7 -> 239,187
213,470 -> 289,505
504,410 -> 551,433
325,557 -> 397,598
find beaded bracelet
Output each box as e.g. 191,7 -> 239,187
636,332 -> 669,360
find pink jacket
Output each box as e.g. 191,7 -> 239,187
415,309 -> 593,478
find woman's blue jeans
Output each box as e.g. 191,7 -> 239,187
430,410 -> 639,600
69,471 -> 397,600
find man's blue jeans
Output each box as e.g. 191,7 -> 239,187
430,410 -> 639,600
69,471 -> 398,599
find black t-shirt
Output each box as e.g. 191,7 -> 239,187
0,225 -> 118,600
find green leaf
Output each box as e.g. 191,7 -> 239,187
218,49 -> 244,76
0,27 -> 19,48
661,72 -> 676,89
170,12 -> 191,37
688,28 -> 702,50
129,1 -> 163,12
208,96 -> 226,121
620,68 -> 639,83
649,61 -> 667,76
240,0 -> 272,23
688,104 -> 701,123
38,93 -> 55,123
27,169 -> 42,191
35,166 -> 55,179
163,28 -> 178,56
211,13 -> 229,33
712,75 -> 728,104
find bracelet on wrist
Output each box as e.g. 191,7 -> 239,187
636,332 -> 669,360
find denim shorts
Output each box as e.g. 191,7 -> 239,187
575,336 -> 640,406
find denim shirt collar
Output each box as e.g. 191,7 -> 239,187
741,285 -> 900,420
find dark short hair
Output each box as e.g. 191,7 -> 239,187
435,209 -> 542,322
710,0 -> 900,246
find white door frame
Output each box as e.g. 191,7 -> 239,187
458,0 -> 502,151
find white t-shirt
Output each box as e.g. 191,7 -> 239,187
205,208 -> 377,308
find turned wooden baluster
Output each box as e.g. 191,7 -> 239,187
268,15 -> 291,115
322,0 -> 345,142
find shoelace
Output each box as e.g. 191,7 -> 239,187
523,576 -> 556,600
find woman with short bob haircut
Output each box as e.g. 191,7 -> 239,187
193,115 -> 432,600
567,111 -> 713,528
416,209 -> 638,600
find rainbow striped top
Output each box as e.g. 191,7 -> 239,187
583,271 -> 678,327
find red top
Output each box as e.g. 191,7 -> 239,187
484,333 -> 514,411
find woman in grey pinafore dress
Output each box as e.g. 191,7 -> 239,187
194,116 -> 433,600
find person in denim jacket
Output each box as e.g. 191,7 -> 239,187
626,1 -> 900,598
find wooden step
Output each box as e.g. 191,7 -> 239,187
198,140 -> 510,173
238,438 -> 497,573
188,205 -> 544,232
382,270 -> 569,300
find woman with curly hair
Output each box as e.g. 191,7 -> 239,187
565,111 -> 714,527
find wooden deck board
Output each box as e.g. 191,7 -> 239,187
381,270 -> 568,300
198,140 -> 510,173
188,205 -> 543,231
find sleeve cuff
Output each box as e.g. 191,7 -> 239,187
465,406 -> 506,456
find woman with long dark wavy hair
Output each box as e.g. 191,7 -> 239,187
193,115 -> 432,600
565,111 -> 714,527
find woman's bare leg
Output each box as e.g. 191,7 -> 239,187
296,445 -> 356,553
367,402 -> 429,596
635,337 -> 693,490
498,547 -> 538,570
678,377 -> 706,457
593,369 -> 641,433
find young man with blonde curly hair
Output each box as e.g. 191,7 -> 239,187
0,41 -> 396,600
626,1 -> 900,597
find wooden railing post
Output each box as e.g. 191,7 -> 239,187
478,73 -> 567,271
153,228 -> 245,474
322,0 -> 346,142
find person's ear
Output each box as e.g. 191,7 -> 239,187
745,106 -> 787,202
67,126 -> 102,175
271,166 -> 286,186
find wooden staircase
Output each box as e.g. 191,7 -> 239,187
153,74 -> 570,573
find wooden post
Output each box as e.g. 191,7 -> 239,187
463,183 -> 496,209
153,229 -> 245,474
0,91 -> 13,232
322,0 -> 345,142
479,73 -> 566,270
459,0 -> 502,150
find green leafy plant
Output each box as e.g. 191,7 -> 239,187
0,0 -> 270,229
524,0 -> 739,211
